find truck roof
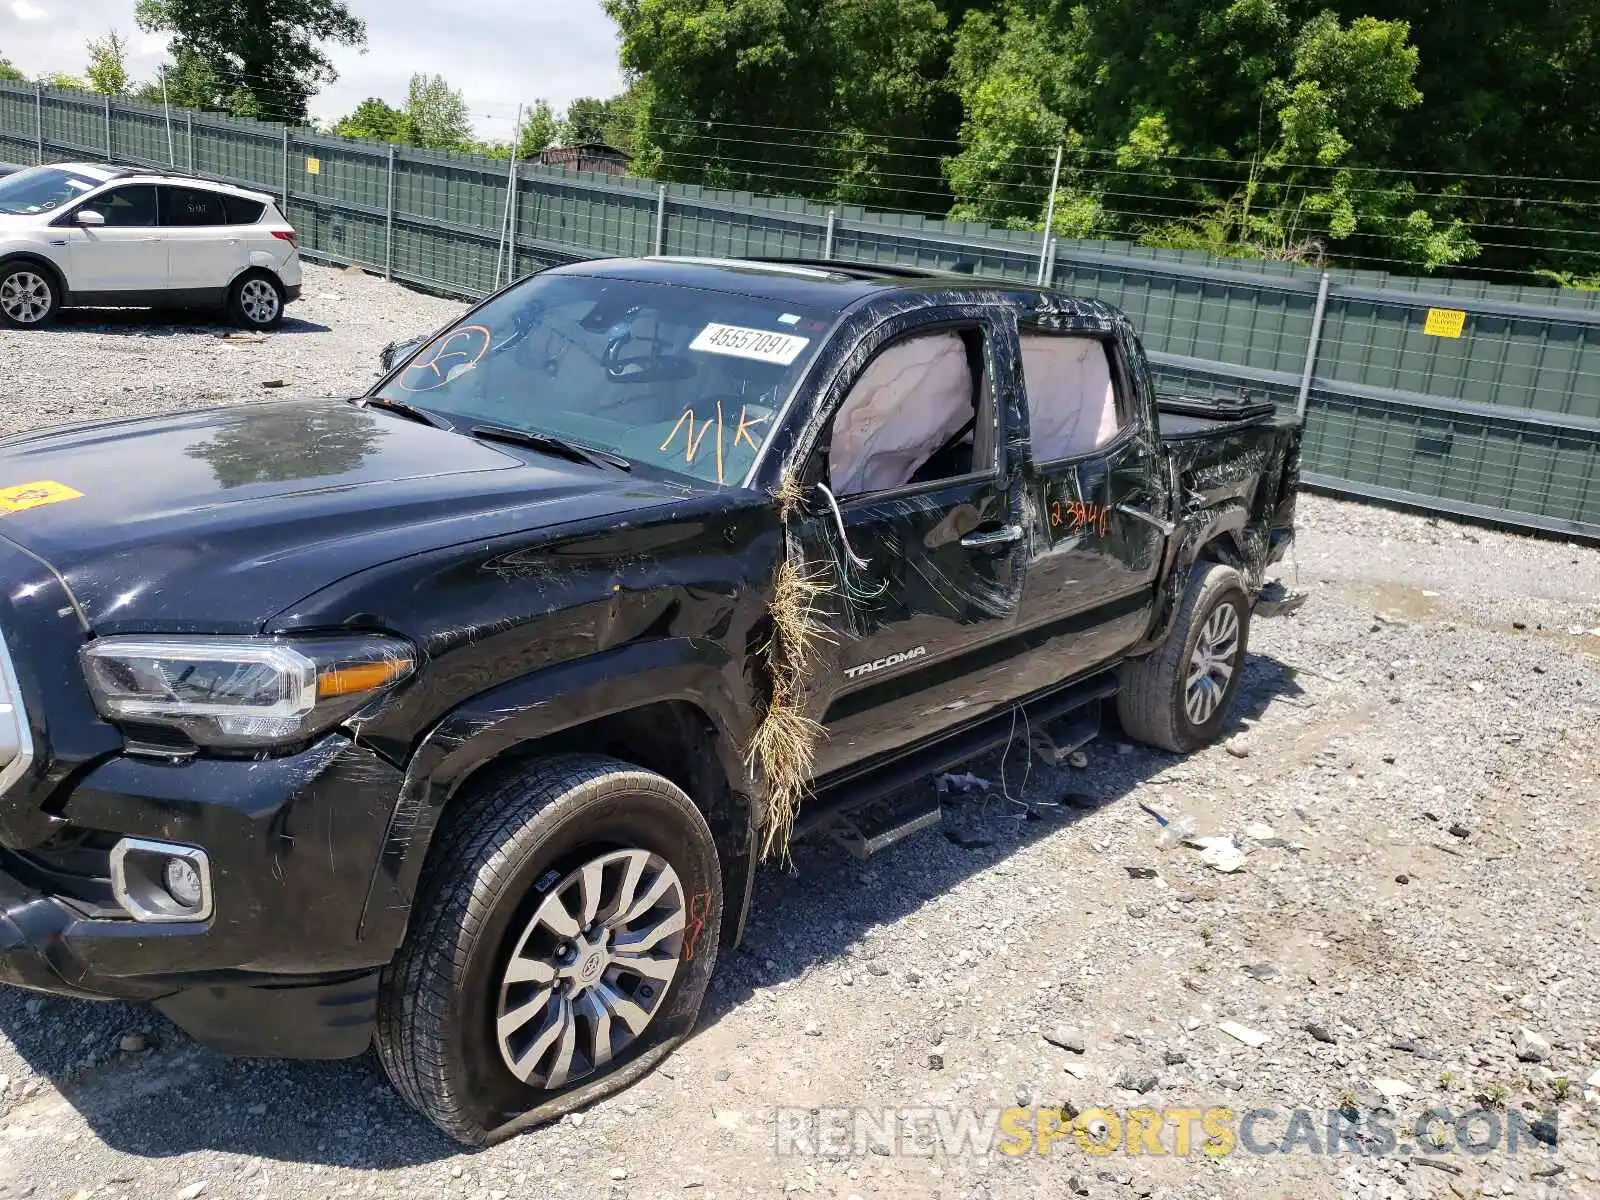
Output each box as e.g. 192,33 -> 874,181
549,254 -> 1043,312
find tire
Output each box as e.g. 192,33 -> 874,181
0,261 -> 60,328
1117,562 -> 1251,753
375,754 -> 723,1146
226,270 -> 285,331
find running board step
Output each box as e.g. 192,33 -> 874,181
1029,699 -> 1103,765
831,789 -> 943,859
1255,580 -> 1309,618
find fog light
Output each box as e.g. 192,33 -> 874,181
109,838 -> 213,923
163,857 -> 204,907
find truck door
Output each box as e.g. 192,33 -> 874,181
788,309 -> 1036,778
1014,323 -> 1166,681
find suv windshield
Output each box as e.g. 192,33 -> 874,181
372,272 -> 829,486
0,166 -> 104,215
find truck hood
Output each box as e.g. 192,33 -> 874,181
0,399 -> 693,633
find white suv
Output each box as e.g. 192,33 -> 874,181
0,162 -> 302,330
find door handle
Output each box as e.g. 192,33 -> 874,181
960,523 -> 1024,549
1116,503 -> 1176,537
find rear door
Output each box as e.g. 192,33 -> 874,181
160,185 -> 241,296
789,307 -> 1038,778
61,184 -> 166,294
1015,321 -> 1167,680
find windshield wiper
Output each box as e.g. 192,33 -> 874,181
469,424 -> 632,473
351,396 -> 455,431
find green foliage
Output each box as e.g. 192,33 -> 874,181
132,47 -> 228,111
404,74 -> 472,150
606,0 -> 955,209
334,97 -> 407,142
519,100 -> 561,158
85,30 -> 132,96
943,1 -> 1489,271
564,97 -> 611,145
40,73 -> 87,91
135,0 -> 366,123
0,55 -> 24,84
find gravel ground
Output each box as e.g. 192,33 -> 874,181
1,265 -> 1598,1200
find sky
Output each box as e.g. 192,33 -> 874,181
0,0 -> 626,140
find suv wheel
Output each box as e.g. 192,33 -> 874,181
1117,562 -> 1251,753
0,263 -> 59,328
227,270 -> 285,330
375,754 -> 722,1146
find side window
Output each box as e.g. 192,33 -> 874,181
161,186 -> 226,227
826,327 -> 992,498
222,194 -> 266,225
1019,333 -> 1127,462
80,184 -> 157,228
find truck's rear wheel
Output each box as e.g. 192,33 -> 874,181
1117,562 -> 1251,753
375,754 -> 722,1146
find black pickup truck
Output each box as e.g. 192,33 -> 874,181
0,256 -> 1299,1144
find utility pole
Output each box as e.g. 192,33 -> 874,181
161,66 -> 175,166
1037,146 -> 1063,285
494,103 -> 524,289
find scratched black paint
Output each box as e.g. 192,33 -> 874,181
0,256 -> 1299,1059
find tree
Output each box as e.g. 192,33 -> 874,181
335,97 -> 407,141
605,0 -> 958,210
405,74 -> 471,150
943,0 -> 1478,270
134,0 -> 366,123
85,29 -> 131,96
564,97 -> 611,145
132,46 -> 226,109
39,73 -> 87,91
518,100 -> 560,158
0,55 -> 25,83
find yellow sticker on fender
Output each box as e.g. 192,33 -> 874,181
0,481 -> 84,513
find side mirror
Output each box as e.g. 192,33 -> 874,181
378,334 -> 426,373
74,209 -> 105,228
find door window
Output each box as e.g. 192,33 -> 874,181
161,186 -> 227,226
1019,334 -> 1127,462
826,328 -> 993,497
79,184 -> 158,227
222,194 -> 266,225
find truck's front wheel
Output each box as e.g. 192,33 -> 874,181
375,754 -> 722,1145
1117,562 -> 1251,753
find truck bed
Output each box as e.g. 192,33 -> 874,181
1157,393 -> 1283,441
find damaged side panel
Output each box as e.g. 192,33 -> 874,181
266,493 -> 784,942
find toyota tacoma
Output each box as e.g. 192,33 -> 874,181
0,255 -> 1300,1143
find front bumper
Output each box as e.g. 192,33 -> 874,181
0,733 -> 404,1057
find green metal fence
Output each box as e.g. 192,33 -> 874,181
2,82 -> 1597,538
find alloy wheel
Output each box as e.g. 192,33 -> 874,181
239,278 -> 280,325
494,848 -> 686,1089
1184,600 -> 1241,725
0,272 -> 51,324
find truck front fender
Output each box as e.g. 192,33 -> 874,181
356,636 -> 758,952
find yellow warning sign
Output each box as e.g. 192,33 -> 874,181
0,481 -> 84,514
306,156 -> 321,176
1423,308 -> 1467,338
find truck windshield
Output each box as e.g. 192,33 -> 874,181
371,272 -> 829,486
0,166 -> 103,214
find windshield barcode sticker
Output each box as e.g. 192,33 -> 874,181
690,323 -> 810,365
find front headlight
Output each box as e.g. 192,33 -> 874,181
80,635 -> 416,750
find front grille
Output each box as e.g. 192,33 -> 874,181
0,628 -> 34,796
